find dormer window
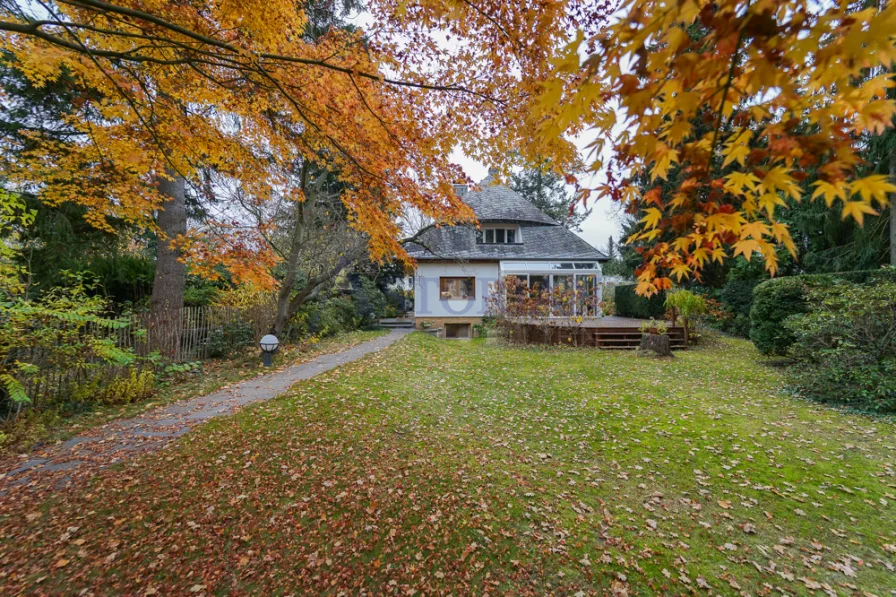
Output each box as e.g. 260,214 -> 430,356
476,226 -> 519,244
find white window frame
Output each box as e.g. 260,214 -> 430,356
477,225 -> 521,245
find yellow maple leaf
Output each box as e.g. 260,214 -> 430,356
635,280 -> 658,297
810,180 -> 848,207
760,167 -> 802,200
670,262 -> 691,281
850,175 -> 896,206
733,239 -> 761,260
640,207 -> 663,229
651,144 -> 678,181
840,201 -> 879,225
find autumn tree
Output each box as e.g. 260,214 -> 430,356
229,161 -> 368,335
0,0 -> 611,300
532,0 -> 896,295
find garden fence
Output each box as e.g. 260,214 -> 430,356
12,301 -> 277,413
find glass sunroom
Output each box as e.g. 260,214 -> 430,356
499,261 -> 603,317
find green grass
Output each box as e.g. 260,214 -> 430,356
0,329 -> 387,455
1,333 -> 894,595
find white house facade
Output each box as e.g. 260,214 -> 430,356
407,175 -> 608,338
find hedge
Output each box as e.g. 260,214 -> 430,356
749,268 -> 896,356
718,278 -> 761,337
614,284 -> 666,319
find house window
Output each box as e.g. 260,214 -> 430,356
440,277 -> 475,299
476,227 -> 518,244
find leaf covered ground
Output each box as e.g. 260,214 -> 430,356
0,329 -> 386,457
1,334 -> 894,595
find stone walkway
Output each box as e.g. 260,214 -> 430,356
0,329 -> 410,495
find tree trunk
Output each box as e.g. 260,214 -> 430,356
639,333 -> 673,357
890,148 -> 896,266
273,218 -> 303,336
150,173 -> 187,357
273,165 -> 308,337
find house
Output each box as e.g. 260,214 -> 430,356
406,174 -> 608,338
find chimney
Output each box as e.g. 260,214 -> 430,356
452,183 -> 468,197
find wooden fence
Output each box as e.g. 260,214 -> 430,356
11,302 -> 277,413
136,302 -> 277,361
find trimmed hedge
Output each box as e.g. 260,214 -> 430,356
718,278 -> 761,337
749,268 -> 896,356
614,284 -> 666,319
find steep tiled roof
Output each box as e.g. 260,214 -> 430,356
462,183 -> 559,225
406,224 -> 607,261
406,175 -> 606,262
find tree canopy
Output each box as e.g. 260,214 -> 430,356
0,0 -> 609,286
510,160 -> 591,230
531,0 -> 896,295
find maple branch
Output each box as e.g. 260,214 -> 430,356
23,2 -> 175,176
709,1 -> 752,165
11,0 -> 500,101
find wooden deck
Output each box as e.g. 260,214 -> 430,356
511,316 -> 686,350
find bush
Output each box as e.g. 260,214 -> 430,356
204,321 -> 255,358
297,295 -> 362,338
665,289 -> 707,344
749,268 -> 896,355
614,284 -> 666,319
784,280 -> 896,413
1,276 -> 137,418
351,277 -> 386,324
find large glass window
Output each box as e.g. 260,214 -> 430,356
529,274 -> 550,294
552,275 -> 574,315
440,277 -> 475,299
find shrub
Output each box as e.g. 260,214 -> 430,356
749,268 -> 896,355
784,280 -> 896,413
665,289 -> 707,344
599,298 -> 615,316
204,321 -> 255,358
298,295 -> 362,338
1,276 -> 137,418
351,277 -> 387,324
72,368 -> 155,406
614,284 -> 666,319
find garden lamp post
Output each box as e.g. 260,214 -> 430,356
259,334 -> 279,367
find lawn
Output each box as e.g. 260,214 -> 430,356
1,333 -> 894,595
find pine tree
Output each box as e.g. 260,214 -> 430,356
510,161 -> 591,230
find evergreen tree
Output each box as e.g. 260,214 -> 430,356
510,160 -> 591,230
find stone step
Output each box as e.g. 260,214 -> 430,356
379,319 -> 414,328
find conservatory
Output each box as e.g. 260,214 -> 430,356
499,261 -> 604,317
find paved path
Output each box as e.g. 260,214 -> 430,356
0,329 -> 410,495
